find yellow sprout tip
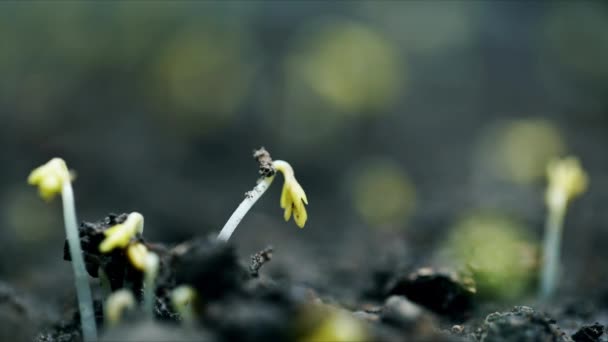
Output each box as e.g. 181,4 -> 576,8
99,212 -> 145,253
105,289 -> 136,326
127,243 -> 149,271
273,160 -> 309,228
545,156 -> 588,210
27,158 -> 72,201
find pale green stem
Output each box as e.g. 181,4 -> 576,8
171,285 -> 197,325
62,182 -> 98,342
98,267 -> 112,313
104,289 -> 135,327
217,176 -> 275,242
144,253 -> 159,319
540,198 -> 566,300
99,268 -> 112,296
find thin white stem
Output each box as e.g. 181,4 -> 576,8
62,183 -> 98,342
98,267 -> 112,316
218,176 -> 275,242
540,198 -> 566,300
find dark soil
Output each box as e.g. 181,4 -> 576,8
0,212 -> 605,342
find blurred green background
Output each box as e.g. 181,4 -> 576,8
2,2 -> 608,303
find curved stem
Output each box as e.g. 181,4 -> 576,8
62,183 -> 97,342
218,176 -> 275,242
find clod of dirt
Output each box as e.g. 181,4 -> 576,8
63,213 -> 177,321
170,237 -> 249,301
37,298 -> 106,342
380,295 -> 441,340
381,295 -> 426,327
571,323 -> 604,342
101,320 -> 214,342
386,268 -> 475,320
253,147 -> 275,177
0,282 -> 36,342
475,306 -> 571,342
249,246 -> 273,277
63,213 -> 146,291
205,298 -> 291,342
37,322 -> 80,342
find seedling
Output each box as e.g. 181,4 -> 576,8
100,213 -> 158,319
123,241 -> 159,319
104,289 -> 136,327
99,212 -> 144,253
28,158 -> 98,342
540,156 -> 588,299
143,251 -> 160,319
170,285 -> 198,324
127,242 -> 149,271
217,148 -> 308,241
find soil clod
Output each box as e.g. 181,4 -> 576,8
475,306 -> 570,342
571,323 -> 604,342
387,267 -> 475,320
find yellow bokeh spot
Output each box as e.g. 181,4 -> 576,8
154,24 -> 254,137
441,211 -> 537,300
477,118 -> 565,185
288,19 -> 403,114
4,186 -> 60,243
297,305 -> 369,342
351,160 -> 416,229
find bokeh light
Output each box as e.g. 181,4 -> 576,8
475,118 -> 566,185
441,211 -> 537,300
349,159 -> 416,230
286,19 -> 404,114
153,23 -> 256,138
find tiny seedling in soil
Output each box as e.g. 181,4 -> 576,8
19,150 -> 608,342
541,156 -> 588,300
217,147 -> 309,241
28,158 -> 98,342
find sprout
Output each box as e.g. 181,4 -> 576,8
275,160 -> 309,228
99,212 -> 144,253
540,156 -> 588,299
104,289 -> 136,327
27,158 -> 72,201
545,157 -> 588,211
127,243 -> 149,271
170,285 -> 198,324
123,241 -> 158,319
28,158 -> 98,342
217,148 -> 309,241
143,252 -> 160,319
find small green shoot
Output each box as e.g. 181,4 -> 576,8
540,156 -> 588,299
104,289 -> 136,327
170,285 -> 198,324
28,158 -> 98,342
99,212 -> 144,253
217,148 -> 308,241
125,242 -> 159,319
